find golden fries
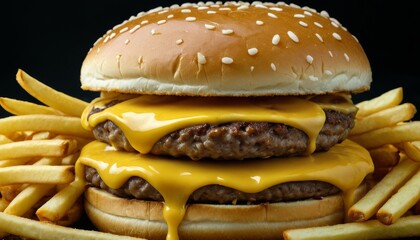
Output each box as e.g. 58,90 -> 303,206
351,103 -> 416,135
350,121 -> 420,149
376,170 -> 420,225
0,212 -> 141,240
16,69 -> 88,117
36,180 -> 85,222
0,139 -> 77,159
0,115 -> 93,138
348,158 -> 419,222
404,141 -> 420,162
355,87 -> 403,117
4,184 -> 54,216
283,215 -> 420,240
0,97 -> 63,116
0,165 -> 74,185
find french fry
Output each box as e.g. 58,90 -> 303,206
0,212 -> 141,240
31,131 -> 56,140
376,170 -> 420,225
0,198 -> 8,212
368,144 -> 400,168
4,184 -> 55,216
36,180 -> 85,222
0,185 -> 23,202
283,215 -> 420,240
356,87 -> 403,117
0,165 -> 74,186
351,103 -> 416,135
16,69 -> 88,117
0,115 -> 93,139
0,139 -> 77,159
403,141 -> 420,162
0,135 -> 12,145
0,158 -> 32,168
349,121 -> 420,149
348,158 -> 419,222
55,200 -> 83,227
0,97 -> 62,116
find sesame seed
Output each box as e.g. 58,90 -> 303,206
124,39 -> 130,45
352,35 -> 359,42
277,2 -> 286,6
328,51 -> 333,57
306,55 -> 314,64
299,21 -> 308,27
129,25 -> 141,33
109,32 -> 116,39
314,22 -> 323,28
294,14 -> 305,18
222,57 -> 233,64
248,48 -> 258,56
219,7 -> 231,11
205,24 -> 216,30
222,29 -> 234,34
269,7 -> 283,11
272,34 -> 280,45
256,20 -> 264,25
167,14 -> 174,19
268,12 -> 278,18
324,70 -> 333,75
309,75 -> 319,81
119,27 -> 129,33
303,11 -> 313,16
315,33 -> 323,42
151,29 -> 158,35
210,4 -> 220,8
331,21 -> 339,28
289,3 -> 301,8
197,52 -> 207,64
181,9 -> 192,13
198,6 -> 209,10
344,53 -> 350,62
332,32 -> 342,40
237,5 -> 249,10
103,35 -> 110,43
157,20 -> 167,25
176,39 -> 183,45
158,10 -> 169,14
207,10 -> 217,14
141,20 -> 149,25
250,66 -> 255,72
186,17 -> 197,21
320,10 -> 329,18
271,63 -> 277,71
287,31 -> 299,43
255,4 -> 268,9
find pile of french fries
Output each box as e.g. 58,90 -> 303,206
284,87 -> 420,240
0,69 -> 139,240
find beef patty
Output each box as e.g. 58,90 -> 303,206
85,166 -> 340,204
91,108 -> 355,160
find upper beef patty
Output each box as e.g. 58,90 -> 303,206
91,108 -> 355,160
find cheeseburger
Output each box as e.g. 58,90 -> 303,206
77,2 -> 374,239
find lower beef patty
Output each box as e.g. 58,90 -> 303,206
85,166 -> 340,204
92,109 -> 355,160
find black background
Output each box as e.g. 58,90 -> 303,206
2,0 -> 419,119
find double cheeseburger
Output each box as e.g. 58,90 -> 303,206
77,2 -> 374,240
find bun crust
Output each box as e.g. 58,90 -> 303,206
84,186 -> 367,240
81,2 -> 371,96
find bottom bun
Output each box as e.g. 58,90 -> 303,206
85,186 -> 367,240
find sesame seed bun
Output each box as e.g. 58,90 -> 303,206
80,2 -> 371,96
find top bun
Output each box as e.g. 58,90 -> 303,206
81,1 -> 371,96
